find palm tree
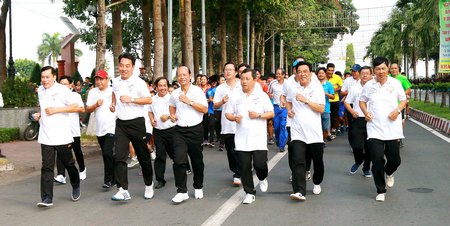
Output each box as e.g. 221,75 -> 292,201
37,32 -> 62,66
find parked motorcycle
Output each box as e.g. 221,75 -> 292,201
23,110 -> 39,141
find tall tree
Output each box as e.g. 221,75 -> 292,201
95,0 -> 107,71
142,0 -> 153,80
153,0 -> 164,78
111,0 -> 123,77
345,43 -> 355,72
37,32 -> 62,66
183,0 -> 194,76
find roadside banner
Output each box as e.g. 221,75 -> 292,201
439,0 -> 450,73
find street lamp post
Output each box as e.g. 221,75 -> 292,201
7,1 -> 15,79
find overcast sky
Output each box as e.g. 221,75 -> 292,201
9,0 -> 425,78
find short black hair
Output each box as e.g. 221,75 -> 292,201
241,68 -> 256,79
360,66 -> 373,74
40,66 -> 56,75
237,63 -> 250,70
373,56 -> 389,68
275,68 -> 285,75
118,52 -> 136,65
295,61 -> 312,72
59,75 -> 73,84
326,63 -> 335,69
316,67 -> 326,74
390,62 -> 401,72
154,77 -> 169,87
268,73 -> 276,79
224,62 -> 237,71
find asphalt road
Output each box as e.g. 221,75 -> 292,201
0,119 -> 449,226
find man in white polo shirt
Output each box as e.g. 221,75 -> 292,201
169,66 -> 208,204
109,53 -> 154,201
35,66 -> 81,207
86,70 -> 117,189
225,68 -> 274,204
213,62 -> 242,186
359,57 -> 407,202
149,77 -> 177,189
286,61 -> 325,201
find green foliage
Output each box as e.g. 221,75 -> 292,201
410,99 -> 450,120
0,78 -> 38,107
37,33 -> 63,66
30,63 -> 42,85
12,59 -> 39,79
0,128 -> 20,143
72,70 -> 83,85
345,43 -> 355,72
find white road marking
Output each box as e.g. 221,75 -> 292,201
409,118 -> 450,143
201,151 -> 288,226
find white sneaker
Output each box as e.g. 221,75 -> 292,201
242,194 -> 255,204
306,171 -> 311,180
233,177 -> 242,186
111,187 -> 131,201
386,174 -> 395,187
172,193 -> 189,204
79,168 -> 87,181
144,184 -> 154,199
54,175 -> 66,184
290,192 -> 306,201
313,184 -> 321,195
259,179 -> 268,192
376,193 -> 385,202
194,189 -> 204,199
127,157 -> 139,168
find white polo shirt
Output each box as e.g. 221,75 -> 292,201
283,76 -> 297,127
149,93 -> 176,130
169,84 -> 207,127
112,75 -> 151,120
287,80 -> 325,144
226,88 -> 274,152
144,104 -> 153,134
360,77 -> 406,140
344,81 -> 366,117
86,87 -> 117,136
269,80 -> 284,105
37,83 -> 75,145
213,81 -> 242,134
341,76 -> 358,93
69,92 -> 84,137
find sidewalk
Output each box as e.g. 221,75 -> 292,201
0,140 -> 100,185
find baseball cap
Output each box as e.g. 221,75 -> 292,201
292,58 -> 305,67
351,64 -> 361,72
95,70 -> 108,79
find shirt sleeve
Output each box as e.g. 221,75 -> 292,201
359,85 -> 369,103
314,84 -> 326,105
345,87 -> 354,104
196,88 -> 208,107
86,89 -> 96,106
262,93 -> 274,113
169,92 -> 177,107
213,86 -> 222,103
341,79 -> 349,92
136,79 -> 152,98
338,77 -> 344,87
286,84 -> 294,102
225,96 -> 235,115
396,81 -> 407,101
327,82 -> 334,95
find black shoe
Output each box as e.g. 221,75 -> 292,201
102,181 -> 116,189
37,198 -> 53,207
155,181 -> 166,189
72,187 -> 81,201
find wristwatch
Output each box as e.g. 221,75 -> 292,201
131,98 -> 135,103
258,114 -> 262,119
189,101 -> 194,106
305,99 -> 310,105
396,109 -> 401,114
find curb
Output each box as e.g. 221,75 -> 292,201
409,108 -> 450,135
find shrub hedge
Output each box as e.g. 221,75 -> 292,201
0,128 -> 20,143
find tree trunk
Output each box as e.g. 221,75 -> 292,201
183,0 -> 194,78
219,0 -> 226,73
237,12 -> 243,65
112,0 -> 123,77
0,0 -> 9,83
206,16 -> 214,76
161,0 -> 168,78
142,0 -> 153,80
412,41 -> 417,80
180,0 -> 187,67
250,19 -> 255,69
270,30 -> 275,73
424,89 -> 429,103
425,51 -> 429,79
441,92 -> 447,108
153,0 -> 164,79
95,0 -> 107,72
260,36 -> 265,75
192,13 -> 199,76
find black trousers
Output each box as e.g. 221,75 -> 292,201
97,133 -> 115,184
346,106 -> 354,146
207,114 -> 216,143
214,110 -> 223,143
56,136 -> 85,176
173,123 -> 204,193
351,117 -> 370,171
202,114 -> 209,141
287,127 -> 293,171
40,144 -> 80,201
289,141 -> 324,195
154,127 -> 176,183
368,139 -> 401,194
237,150 -> 268,195
114,117 -> 153,190
223,134 -> 240,178
330,102 -> 340,130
